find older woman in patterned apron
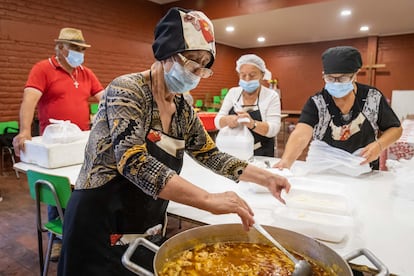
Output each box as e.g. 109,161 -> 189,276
215,54 -> 282,157
58,7 -> 290,276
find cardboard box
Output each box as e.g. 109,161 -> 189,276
20,131 -> 90,168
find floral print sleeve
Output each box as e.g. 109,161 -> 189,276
75,73 -> 176,197
75,72 -> 248,194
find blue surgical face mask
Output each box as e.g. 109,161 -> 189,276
239,79 -> 260,93
65,49 -> 84,68
325,81 -> 354,98
164,61 -> 201,93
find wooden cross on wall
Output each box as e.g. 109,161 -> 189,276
361,50 -> 386,86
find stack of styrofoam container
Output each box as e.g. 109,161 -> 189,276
274,178 -> 355,243
20,131 -> 90,169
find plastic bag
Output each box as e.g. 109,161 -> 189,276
304,140 -> 371,177
42,119 -> 83,144
215,125 -> 254,161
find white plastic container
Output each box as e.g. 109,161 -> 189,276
20,131 -> 90,168
274,206 -> 354,243
284,188 -> 352,215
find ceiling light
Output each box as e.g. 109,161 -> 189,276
340,9 -> 352,16
225,26 -> 235,32
360,26 -> 369,31
257,36 -> 265,42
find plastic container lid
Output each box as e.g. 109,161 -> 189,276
283,188 -> 352,215
273,206 -> 354,243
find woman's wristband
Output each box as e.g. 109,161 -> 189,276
250,120 -> 257,130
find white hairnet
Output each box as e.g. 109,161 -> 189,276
236,54 -> 266,73
263,69 -> 272,80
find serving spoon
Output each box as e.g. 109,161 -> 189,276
253,223 -> 313,276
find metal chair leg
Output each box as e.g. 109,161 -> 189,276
37,229 -> 44,275
1,147 -> 19,178
6,147 -> 19,178
1,148 -> 5,176
43,233 -> 55,276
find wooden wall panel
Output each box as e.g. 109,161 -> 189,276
162,0 -> 331,19
1,0 -> 413,122
376,34 -> 414,98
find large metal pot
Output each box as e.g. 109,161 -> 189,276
122,224 -> 388,276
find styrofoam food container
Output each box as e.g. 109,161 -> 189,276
20,131 -> 89,169
274,206 -> 354,243
283,188 -> 352,215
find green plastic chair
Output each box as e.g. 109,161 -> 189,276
26,170 -> 72,276
195,99 -> 203,108
0,121 -> 19,178
90,103 -> 99,115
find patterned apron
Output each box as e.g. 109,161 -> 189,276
59,115 -> 185,275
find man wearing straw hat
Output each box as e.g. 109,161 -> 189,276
13,27 -> 104,261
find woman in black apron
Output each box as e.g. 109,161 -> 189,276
273,46 -> 402,170
58,8 -> 290,276
215,54 -> 282,158
228,91 -> 275,157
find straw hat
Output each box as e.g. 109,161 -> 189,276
54,27 -> 91,48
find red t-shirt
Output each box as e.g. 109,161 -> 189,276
25,56 -> 104,134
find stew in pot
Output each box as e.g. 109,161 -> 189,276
159,241 -> 335,275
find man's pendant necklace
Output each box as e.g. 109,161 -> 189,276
71,70 -> 79,88
56,56 -> 79,88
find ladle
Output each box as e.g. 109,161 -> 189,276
253,223 -> 312,276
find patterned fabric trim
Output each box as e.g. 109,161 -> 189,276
312,94 -> 331,140
361,88 -> 380,135
312,89 -> 380,139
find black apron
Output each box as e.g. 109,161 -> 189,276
58,104 -> 185,275
229,90 -> 275,157
322,93 -> 379,169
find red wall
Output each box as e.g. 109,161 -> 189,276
1,0 -> 413,122
250,38 -> 369,110
0,0 -> 161,121
376,34 -> 414,95
252,35 -> 414,111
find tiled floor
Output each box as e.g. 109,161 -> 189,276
0,170 -> 199,276
0,129 -> 306,275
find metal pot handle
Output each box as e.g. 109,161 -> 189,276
121,237 -> 160,276
344,248 -> 389,276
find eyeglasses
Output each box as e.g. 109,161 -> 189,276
177,53 -> 213,79
323,74 -> 355,83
